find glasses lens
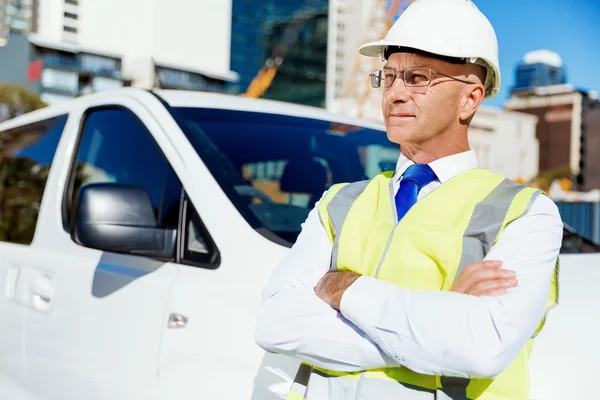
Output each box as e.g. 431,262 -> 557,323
370,70 -> 380,88
382,69 -> 395,87
405,68 -> 431,87
370,70 -> 384,88
370,70 -> 397,88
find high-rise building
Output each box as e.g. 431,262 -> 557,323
512,50 -> 567,94
326,0 -> 375,106
505,84 -> 600,191
230,0 -> 329,107
34,0 -> 80,44
0,0 -> 239,103
6,0 -> 37,34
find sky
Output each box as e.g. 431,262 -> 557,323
473,0 -> 600,108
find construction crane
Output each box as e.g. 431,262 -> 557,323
330,0 -> 415,121
241,0 -> 323,98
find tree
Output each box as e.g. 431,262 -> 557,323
0,83 -> 46,122
529,164 -> 572,193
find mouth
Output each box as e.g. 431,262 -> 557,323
389,113 -> 415,119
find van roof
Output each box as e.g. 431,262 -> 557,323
0,87 -> 386,132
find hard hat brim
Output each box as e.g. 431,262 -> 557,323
359,41 -> 396,58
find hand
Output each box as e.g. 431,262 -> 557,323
315,270 -> 361,310
450,260 -> 517,296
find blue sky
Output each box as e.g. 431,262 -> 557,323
473,0 -> 600,108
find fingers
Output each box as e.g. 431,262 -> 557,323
451,260 -> 518,295
463,260 -> 503,274
462,265 -> 515,293
467,276 -> 518,296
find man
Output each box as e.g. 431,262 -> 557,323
255,0 -> 563,399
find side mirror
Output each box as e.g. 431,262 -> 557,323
73,183 -> 176,259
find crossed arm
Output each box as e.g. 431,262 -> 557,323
255,195 -> 562,378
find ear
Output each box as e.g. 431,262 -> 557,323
459,83 -> 485,121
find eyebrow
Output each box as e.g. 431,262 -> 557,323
383,64 -> 436,71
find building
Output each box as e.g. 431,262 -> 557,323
38,0 -> 239,92
0,0 -> 38,46
0,0 -> 239,99
325,0 -> 416,119
505,84 -> 600,191
326,0 -> 375,109
230,0 -> 329,107
0,32 -> 129,105
6,0 -> 38,34
470,106 -> 539,182
512,50 -> 567,95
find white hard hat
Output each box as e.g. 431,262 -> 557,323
359,0 -> 501,98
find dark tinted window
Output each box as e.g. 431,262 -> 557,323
561,225 -> 600,254
0,115 -> 68,244
68,108 -> 182,229
172,107 -> 399,244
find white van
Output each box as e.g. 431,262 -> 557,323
0,87 -> 597,400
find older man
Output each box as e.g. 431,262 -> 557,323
256,0 -> 562,399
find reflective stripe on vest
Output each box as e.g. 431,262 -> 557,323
287,168 -> 559,400
285,363 -> 312,400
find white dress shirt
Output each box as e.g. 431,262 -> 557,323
255,150 -> 563,379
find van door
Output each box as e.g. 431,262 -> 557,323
20,99 -> 186,400
0,114 -> 69,399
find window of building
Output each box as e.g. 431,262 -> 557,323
80,53 -> 119,75
63,26 -> 77,33
64,12 -> 78,19
41,68 -> 79,94
0,115 -> 69,244
9,18 -> 29,31
40,92 -> 74,106
65,0 -> 79,5
92,77 -> 123,92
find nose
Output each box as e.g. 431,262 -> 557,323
385,74 -> 410,104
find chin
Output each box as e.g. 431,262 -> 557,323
386,127 -> 416,146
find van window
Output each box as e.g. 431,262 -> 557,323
561,225 -> 600,254
67,107 -> 182,230
0,115 -> 68,244
172,107 -> 399,245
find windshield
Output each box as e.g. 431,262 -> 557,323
172,107 -> 399,245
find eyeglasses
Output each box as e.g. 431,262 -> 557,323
369,67 -> 475,89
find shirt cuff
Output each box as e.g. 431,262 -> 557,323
339,276 -> 400,334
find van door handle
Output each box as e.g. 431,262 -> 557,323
31,274 -> 54,312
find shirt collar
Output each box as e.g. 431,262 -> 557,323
393,149 -> 479,184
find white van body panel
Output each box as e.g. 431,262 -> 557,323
529,254 -> 600,400
4,92 -> 186,400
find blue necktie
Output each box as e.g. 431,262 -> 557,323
395,164 -> 437,221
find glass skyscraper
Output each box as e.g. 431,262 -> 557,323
230,0 -> 329,107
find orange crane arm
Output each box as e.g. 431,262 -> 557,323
241,67 -> 278,98
241,1 -> 321,98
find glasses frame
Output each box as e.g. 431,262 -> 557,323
369,67 -> 475,89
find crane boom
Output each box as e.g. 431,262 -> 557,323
241,1 -> 322,98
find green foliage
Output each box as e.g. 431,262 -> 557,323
0,83 -> 46,122
530,164 -> 573,192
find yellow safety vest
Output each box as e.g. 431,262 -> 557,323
286,168 -> 559,400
